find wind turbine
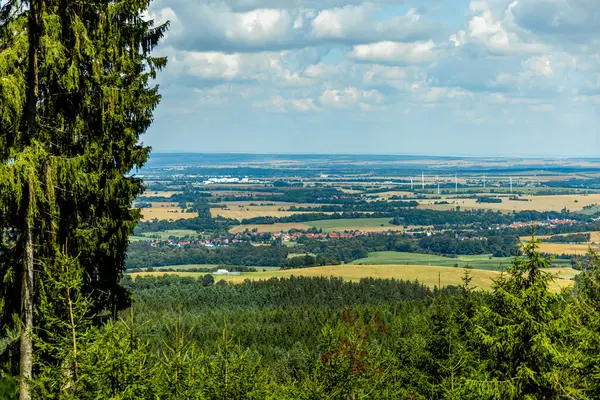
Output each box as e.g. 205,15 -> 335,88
422,172 -> 425,191
411,177 -> 414,191
510,177 -> 513,193
437,176 -> 440,194
455,174 -> 458,193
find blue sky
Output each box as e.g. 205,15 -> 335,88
144,0 -> 600,156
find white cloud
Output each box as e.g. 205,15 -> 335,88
290,98 -> 320,112
311,5 -> 368,39
175,50 -> 311,86
160,3 -> 300,51
428,88 -> 471,102
144,7 -> 184,40
227,8 -> 292,43
253,95 -> 320,112
358,102 -> 390,112
303,63 -> 344,79
157,2 -> 437,52
183,52 -> 245,80
348,41 -> 438,65
523,55 -> 554,77
148,0 -> 600,150
485,52 -> 577,95
310,5 -> 438,43
319,88 -> 383,109
319,88 -> 360,108
450,1 -> 547,55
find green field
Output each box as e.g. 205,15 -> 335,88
578,205 -> 600,216
129,235 -> 151,242
308,217 -> 393,231
130,229 -> 199,241
349,251 -> 572,271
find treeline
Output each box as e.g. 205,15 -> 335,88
126,232 -> 520,269
241,211 -> 394,225
390,208 -> 591,227
128,265 -> 258,274
476,196 -> 503,203
419,234 -> 519,257
542,233 -> 591,243
508,222 -> 599,237
141,191 -> 212,203
126,242 -> 289,268
242,208 -> 593,229
269,187 -> 358,204
288,200 -> 419,213
546,178 -> 600,189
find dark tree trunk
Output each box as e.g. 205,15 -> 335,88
20,0 -> 41,398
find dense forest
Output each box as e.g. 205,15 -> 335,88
3,241 -> 600,398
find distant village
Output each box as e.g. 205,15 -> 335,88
140,218 -> 581,248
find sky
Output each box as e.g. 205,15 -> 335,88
144,0 -> 600,157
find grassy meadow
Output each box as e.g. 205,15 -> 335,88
350,251 -> 573,270
229,217 -> 408,233
130,229 -> 199,241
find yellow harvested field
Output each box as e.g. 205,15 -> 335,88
340,189 -> 363,194
547,268 -> 580,292
211,202 -> 337,220
585,231 -> 600,243
546,267 -> 580,281
228,265 -> 503,290
537,242 -> 599,255
141,208 -> 198,222
130,264 -> 578,292
140,191 -> 178,198
520,231 -> 600,244
420,194 -> 600,213
130,265 -> 500,289
147,202 -> 180,208
375,191 -> 414,199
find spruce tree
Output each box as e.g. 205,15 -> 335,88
0,1 -> 167,396
468,236 -> 577,398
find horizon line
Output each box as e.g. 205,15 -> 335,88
149,151 -> 600,160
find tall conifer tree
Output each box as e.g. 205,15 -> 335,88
0,1 -> 167,397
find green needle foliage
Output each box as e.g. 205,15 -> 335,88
0,0 -> 167,391
0,236 -> 598,397
465,236 -> 579,399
